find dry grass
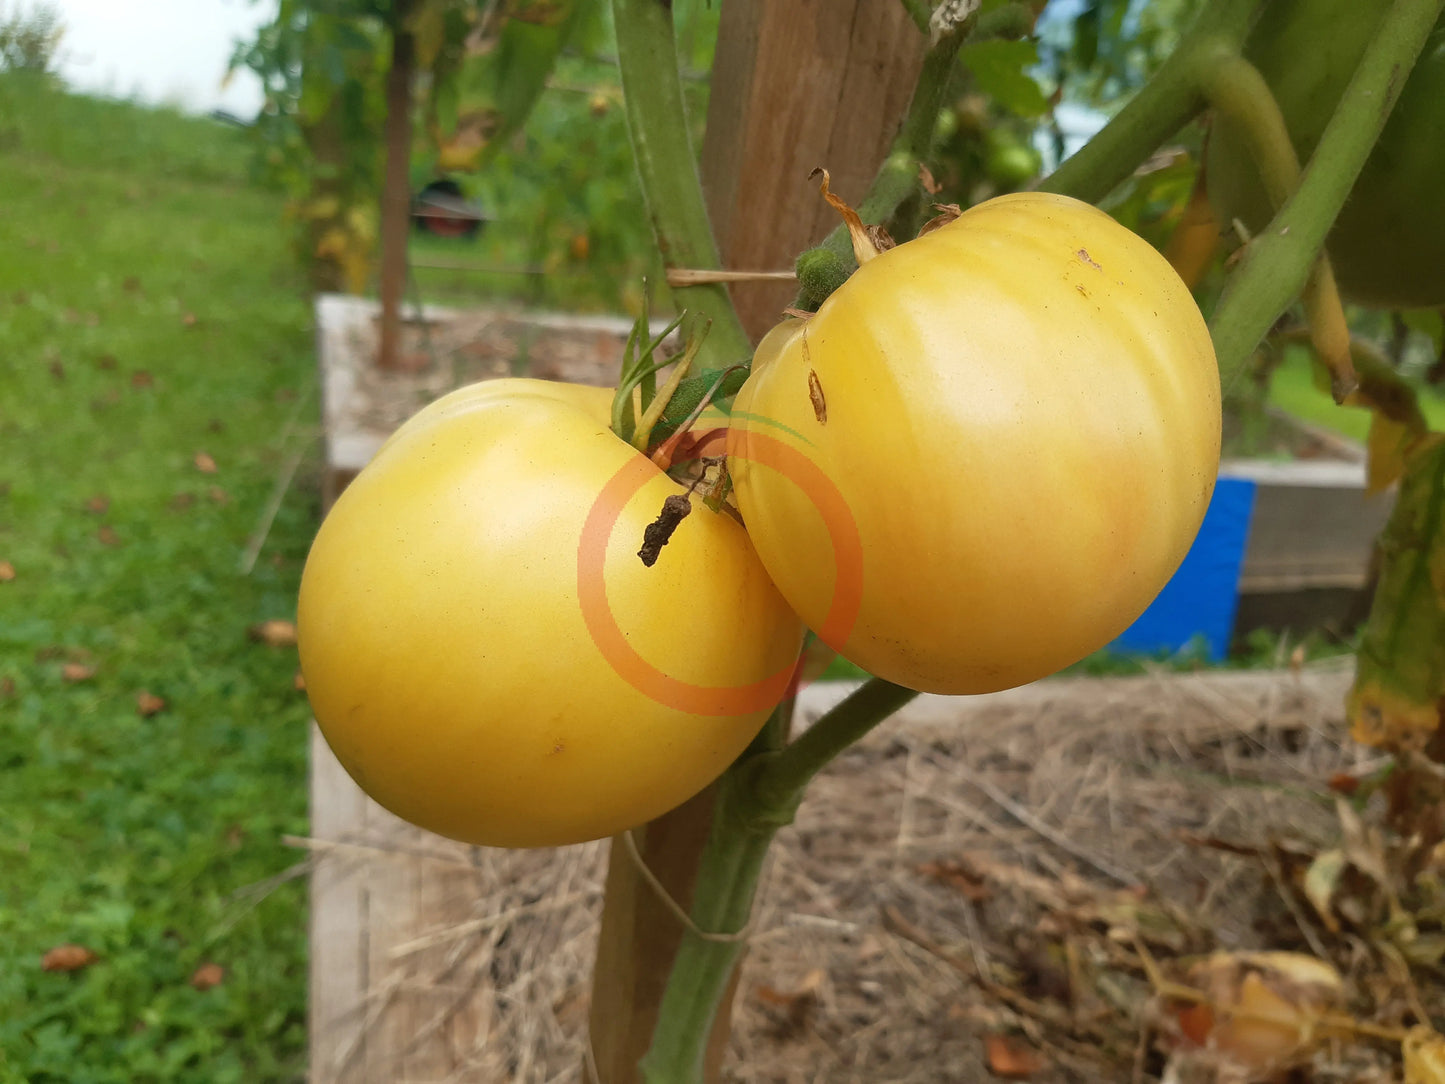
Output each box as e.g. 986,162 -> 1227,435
295,662 -> 1433,1083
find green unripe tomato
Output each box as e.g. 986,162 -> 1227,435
1207,0 -> 1445,309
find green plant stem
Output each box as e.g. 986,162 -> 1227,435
638,681 -> 914,1083
610,0 -> 750,368
1198,52 -> 1358,402
1038,0 -> 1263,204
812,7 -> 976,272
1210,0 -> 1445,387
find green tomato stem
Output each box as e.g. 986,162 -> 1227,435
808,8 -> 977,287
1037,0 -> 1263,204
1197,51 -> 1358,402
637,679 -> 916,1082
1209,0 -> 1445,387
610,0 -> 750,368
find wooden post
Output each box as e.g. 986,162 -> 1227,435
699,0 -> 928,342
376,8 -> 416,371
586,4 -> 927,1081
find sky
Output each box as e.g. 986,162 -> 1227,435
44,0 -> 274,117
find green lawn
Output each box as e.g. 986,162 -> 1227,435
0,76 -> 315,1083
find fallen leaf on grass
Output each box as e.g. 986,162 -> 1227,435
130,370 -> 153,389
42,944 -> 98,972
193,452 -> 217,474
249,620 -> 298,647
62,662 -> 96,683
984,1034 -> 1045,1079
170,493 -> 195,511
292,670 -> 306,691
0,560 -> 14,582
97,526 -> 120,546
96,353 -> 117,370
85,495 -> 110,515
207,486 -> 228,504
136,691 -> 166,717
1,676 -> 14,697
122,276 -> 142,293
190,963 -> 225,990
181,312 -> 197,327
48,359 -> 65,380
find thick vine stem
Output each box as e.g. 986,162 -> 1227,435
638,679 -> 917,1082
610,0 -> 751,368
1037,0 -> 1263,205
1199,52 -> 1357,402
1210,0 -> 1445,388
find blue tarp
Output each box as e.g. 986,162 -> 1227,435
1112,476 -> 1258,661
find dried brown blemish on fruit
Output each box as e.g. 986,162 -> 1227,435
808,370 -> 827,424
637,494 -> 692,567
1077,248 -> 1102,270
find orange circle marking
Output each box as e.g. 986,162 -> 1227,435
576,427 -> 863,716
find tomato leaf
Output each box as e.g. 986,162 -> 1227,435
1348,435 -> 1445,750
959,39 -> 1049,118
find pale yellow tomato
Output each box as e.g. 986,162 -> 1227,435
299,378 -> 803,848
727,192 -> 1221,695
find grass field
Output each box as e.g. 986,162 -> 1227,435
0,75 -> 315,1083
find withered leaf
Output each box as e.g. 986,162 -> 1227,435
85,495 -> 110,515
190,963 -> 225,990
918,859 -> 991,901
292,670 -> 306,691
97,526 -> 120,546
130,370 -> 153,389
206,486 -> 228,504
42,944 -> 98,972
1405,1026 -> 1445,1084
249,620 -> 298,648
984,1034 -> 1045,1079
136,690 -> 166,717
193,452 -> 217,474
61,662 -> 97,683
0,560 -> 14,582
181,312 -> 197,327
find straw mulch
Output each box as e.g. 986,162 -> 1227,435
295,662 -> 1432,1083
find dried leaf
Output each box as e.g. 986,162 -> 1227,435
984,1034 -> 1045,1079
96,353 -> 117,370
1,676 -> 15,697
207,486 -> 229,504
97,526 -> 120,546
1302,848 -> 1346,932
1405,1027 -> 1445,1084
193,452 -> 217,474
136,691 -> 166,717
181,312 -> 197,327
190,963 -> 225,990
42,944 -> 97,972
170,493 -> 195,511
1336,798 -> 1391,890
293,670 -> 306,691
61,662 -> 96,683
755,968 -> 824,1037
918,859 -> 991,901
0,560 -> 14,582
130,370 -> 153,390
1366,413 -> 1413,494
249,620 -> 298,648
1181,952 -> 1344,1071
85,495 -> 110,515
